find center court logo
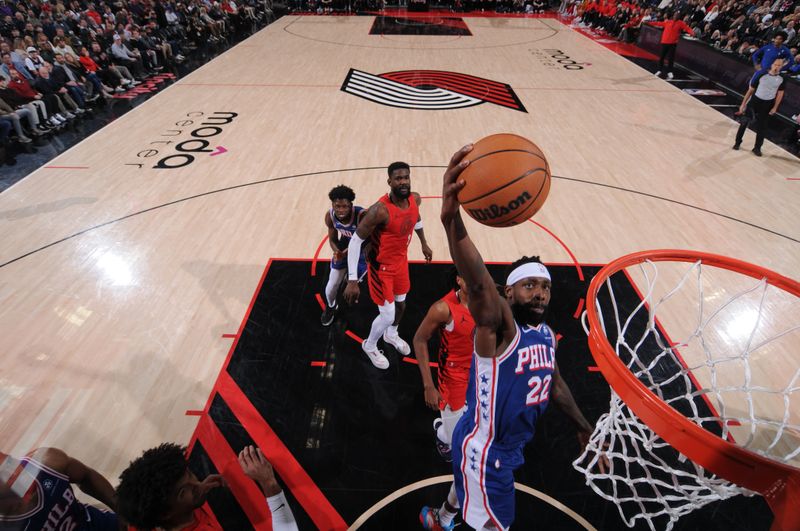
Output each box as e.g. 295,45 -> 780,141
341,69 -> 527,112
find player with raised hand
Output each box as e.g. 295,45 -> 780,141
420,145 -> 601,531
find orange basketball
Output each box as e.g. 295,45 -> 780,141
457,133 -> 551,228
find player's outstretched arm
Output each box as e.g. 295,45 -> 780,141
413,300 -> 450,410
343,203 -> 388,304
440,146 -> 505,358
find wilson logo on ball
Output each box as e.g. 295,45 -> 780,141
341,69 -> 527,112
467,191 -> 532,222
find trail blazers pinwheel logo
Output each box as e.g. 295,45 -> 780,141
341,69 -> 527,112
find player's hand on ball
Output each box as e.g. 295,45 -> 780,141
424,386 -> 443,411
440,144 -> 472,222
343,281 -> 360,305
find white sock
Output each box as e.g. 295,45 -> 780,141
386,324 -> 399,337
365,303 -> 394,349
325,268 -> 346,308
266,490 -> 299,531
439,484 -> 459,526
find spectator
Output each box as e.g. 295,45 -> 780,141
648,11 -> 695,79
33,64 -> 82,118
6,68 -> 67,127
751,30 -> 793,69
0,75 -> 52,133
23,45 -> 45,76
110,33 -> 146,78
0,93 -> 37,141
117,444 -> 299,531
52,51 -> 90,106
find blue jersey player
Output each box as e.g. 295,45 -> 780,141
321,185 -> 367,326
421,145 -> 604,531
0,447 -> 118,530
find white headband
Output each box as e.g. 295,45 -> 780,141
506,262 -> 550,286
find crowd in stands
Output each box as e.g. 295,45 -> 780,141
565,0 -> 800,76
0,0 -> 270,164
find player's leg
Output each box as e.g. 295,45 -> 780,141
383,263 -> 411,355
363,264 -> 393,368
420,483 -> 459,531
321,260 -> 347,326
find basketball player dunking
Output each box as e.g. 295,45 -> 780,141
343,162 -> 433,369
413,268 -> 475,462
321,185 -> 367,326
421,146 -> 603,531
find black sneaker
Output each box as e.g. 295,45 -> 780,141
732,142 -> 741,150
752,148 -> 762,157
320,304 -> 336,326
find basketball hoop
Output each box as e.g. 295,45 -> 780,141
573,250 -> 800,531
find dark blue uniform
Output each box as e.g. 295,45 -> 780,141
452,322 -> 557,530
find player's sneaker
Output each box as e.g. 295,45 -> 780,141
667,72 -> 674,79
654,70 -> 661,77
419,506 -> 454,531
320,304 -> 336,327
362,342 -> 389,369
433,419 -> 452,462
383,331 -> 411,356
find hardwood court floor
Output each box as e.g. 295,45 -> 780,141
0,13 -> 797,529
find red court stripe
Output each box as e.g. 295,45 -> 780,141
315,293 -> 325,310
222,333 -> 237,339
588,366 -> 601,372
573,298 -> 585,319
311,235 -> 329,277
189,260 -> 274,454
185,409 -> 205,416
217,372 -> 348,530
401,357 -> 438,368
345,330 -> 364,343
310,361 -> 327,367
196,415 -> 274,529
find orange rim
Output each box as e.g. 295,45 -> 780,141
585,249 -> 800,530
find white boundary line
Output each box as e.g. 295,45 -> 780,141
347,474 -> 597,530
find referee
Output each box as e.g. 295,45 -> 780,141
733,58 -> 787,157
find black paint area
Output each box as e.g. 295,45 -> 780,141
370,16 -> 472,36
207,259 -> 771,530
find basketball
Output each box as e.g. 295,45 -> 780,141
457,133 -> 551,228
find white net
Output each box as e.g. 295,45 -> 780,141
573,257 -> 800,531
